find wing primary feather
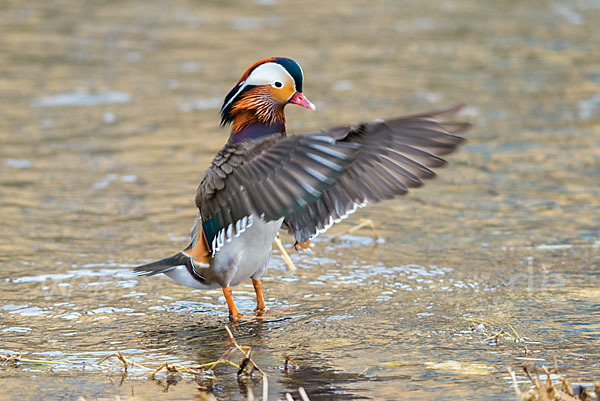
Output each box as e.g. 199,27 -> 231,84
306,143 -> 353,160
300,135 -> 337,144
301,166 -> 333,184
303,152 -> 347,171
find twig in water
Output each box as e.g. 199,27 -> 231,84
225,326 -> 265,376
98,351 -> 150,371
223,326 -> 270,400
97,329 -> 247,380
483,329 -> 504,343
278,387 -> 311,401
263,374 -> 269,401
330,218 -> 380,241
1,352 -> 71,367
151,358 -> 242,379
282,355 -> 299,371
1,352 -> 22,367
298,387 -> 310,401
274,235 -> 296,272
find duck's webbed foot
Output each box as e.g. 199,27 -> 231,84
293,240 -> 312,251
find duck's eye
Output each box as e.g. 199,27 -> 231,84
273,81 -> 283,88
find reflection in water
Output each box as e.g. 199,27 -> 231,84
0,0 -> 599,399
276,361 -> 371,401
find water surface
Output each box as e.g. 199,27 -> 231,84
0,0 -> 599,400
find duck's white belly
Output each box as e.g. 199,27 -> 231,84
164,217 -> 283,289
214,217 -> 283,286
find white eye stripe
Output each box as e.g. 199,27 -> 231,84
245,62 -> 295,88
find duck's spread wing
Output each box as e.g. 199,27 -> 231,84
196,133 -> 359,253
282,105 -> 471,244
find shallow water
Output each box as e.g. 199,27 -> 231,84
0,0 -> 599,400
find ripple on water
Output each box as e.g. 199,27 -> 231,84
8,306 -> 50,317
178,97 -> 222,112
1,0 -> 600,399
5,158 -> 32,168
30,89 -> 131,107
12,273 -> 75,283
578,94 -> 600,119
2,327 -> 32,333
11,268 -> 136,284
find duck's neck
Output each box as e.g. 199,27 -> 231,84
228,109 -> 286,144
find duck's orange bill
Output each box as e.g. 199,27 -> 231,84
289,92 -> 316,110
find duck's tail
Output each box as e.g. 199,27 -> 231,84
133,250 -> 192,276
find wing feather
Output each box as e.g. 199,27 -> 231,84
282,105 -> 471,243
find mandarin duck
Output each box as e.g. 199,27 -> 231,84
134,57 -> 471,321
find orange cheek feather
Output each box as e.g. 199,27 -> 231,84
269,85 -> 295,103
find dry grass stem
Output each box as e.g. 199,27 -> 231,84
508,323 -> 521,342
512,364 -> 596,401
508,367 -> 522,401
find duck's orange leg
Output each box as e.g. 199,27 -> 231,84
252,279 -> 267,314
222,286 -> 242,321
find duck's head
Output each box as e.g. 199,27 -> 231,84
220,57 -> 315,137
